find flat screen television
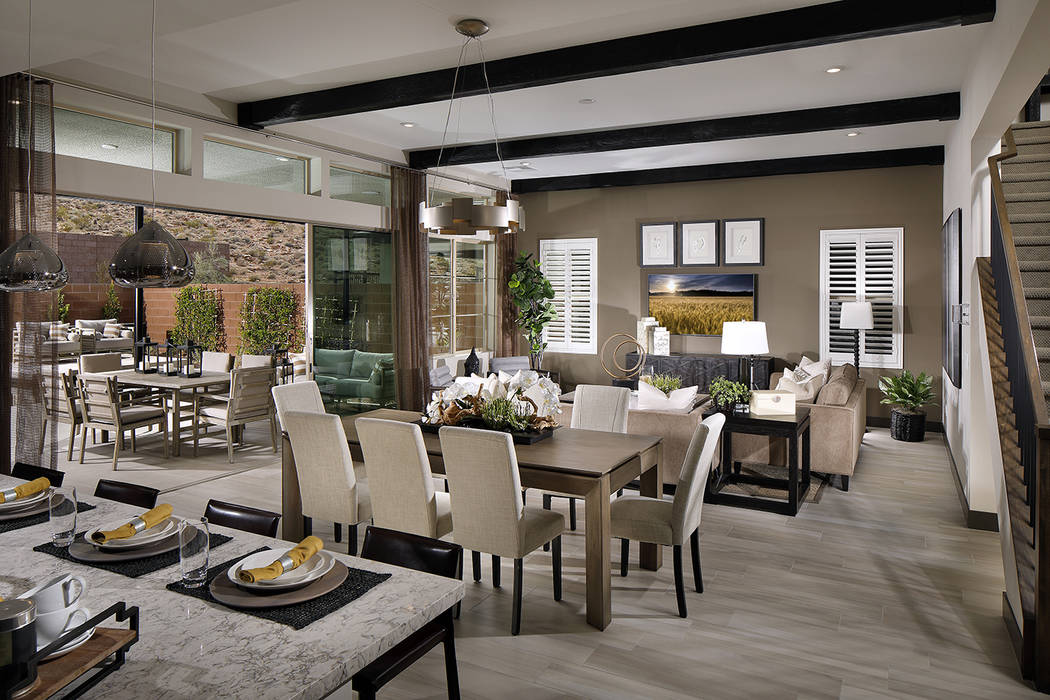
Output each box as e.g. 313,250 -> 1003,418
647,273 -> 756,336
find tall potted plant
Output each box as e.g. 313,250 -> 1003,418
508,252 -> 555,370
879,370 -> 935,442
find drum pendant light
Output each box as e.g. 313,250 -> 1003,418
109,0 -> 193,288
0,4 -> 68,293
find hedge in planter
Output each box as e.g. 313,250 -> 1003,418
879,370 -> 935,442
171,285 -> 226,351
238,287 -> 305,355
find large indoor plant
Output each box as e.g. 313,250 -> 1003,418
508,252 -> 556,370
879,370 -> 935,442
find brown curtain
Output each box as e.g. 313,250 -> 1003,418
495,190 -> 519,357
1,73 -> 59,473
390,166 -> 429,410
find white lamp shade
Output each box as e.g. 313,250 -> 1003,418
839,301 -> 874,330
721,320 -> 769,355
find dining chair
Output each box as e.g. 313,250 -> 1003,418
282,410 -> 372,555
438,425 -> 565,635
239,354 -> 273,369
39,371 -> 82,460
94,478 -> 160,509
193,366 -> 278,463
78,374 -> 169,470
613,412 -> 724,618
542,384 -> 630,541
78,352 -> 121,373
204,499 -> 281,537
12,462 -> 65,487
353,526 -> 460,700
201,351 -> 233,373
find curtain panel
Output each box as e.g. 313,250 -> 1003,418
390,166 -> 429,411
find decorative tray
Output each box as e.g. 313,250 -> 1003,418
416,418 -> 557,444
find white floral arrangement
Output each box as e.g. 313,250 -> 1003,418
424,369 -> 562,429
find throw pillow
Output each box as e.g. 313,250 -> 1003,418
48,323 -> 69,341
775,369 -> 824,403
817,377 -> 853,406
636,380 -> 699,413
103,322 -> 123,338
798,355 -> 832,383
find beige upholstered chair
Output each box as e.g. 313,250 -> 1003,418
271,380 -> 324,428
40,371 -> 82,460
543,384 -> 630,535
439,425 -> 565,635
282,410 -> 372,555
239,354 -> 273,369
192,366 -> 278,463
202,351 -> 233,373
78,352 -> 121,373
77,374 -> 169,470
613,412 -> 725,618
356,418 -> 453,540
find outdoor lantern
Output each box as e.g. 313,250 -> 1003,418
177,339 -> 202,378
135,336 -> 159,374
158,341 -> 178,376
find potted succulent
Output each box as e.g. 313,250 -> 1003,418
879,370 -> 935,442
709,376 -> 751,413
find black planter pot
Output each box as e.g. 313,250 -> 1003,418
890,409 -> 926,442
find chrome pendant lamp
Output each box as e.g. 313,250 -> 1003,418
0,2 -> 68,292
109,0 -> 193,288
419,19 -> 523,237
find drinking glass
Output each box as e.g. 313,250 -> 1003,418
49,486 -> 77,547
179,517 -> 210,588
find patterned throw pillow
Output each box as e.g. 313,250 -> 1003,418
789,365 -> 813,383
103,322 -> 123,338
48,323 -> 71,341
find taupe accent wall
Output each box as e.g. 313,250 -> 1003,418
516,165 -> 944,420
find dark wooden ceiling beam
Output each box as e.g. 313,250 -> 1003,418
237,0 -> 994,127
510,146 -> 945,194
407,93 -> 959,168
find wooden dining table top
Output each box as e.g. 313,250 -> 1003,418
100,369 -> 231,390
342,409 -> 662,478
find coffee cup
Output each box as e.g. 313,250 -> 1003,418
35,604 -> 89,646
18,573 -> 87,613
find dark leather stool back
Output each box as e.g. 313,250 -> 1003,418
94,479 -> 159,509
204,499 -> 281,537
361,526 -> 461,579
11,463 -> 65,487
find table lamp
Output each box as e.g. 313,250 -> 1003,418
838,301 -> 873,369
721,320 -> 768,389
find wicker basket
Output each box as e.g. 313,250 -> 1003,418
890,409 -> 926,442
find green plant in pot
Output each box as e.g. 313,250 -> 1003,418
709,376 -> 751,413
508,252 -> 555,370
641,372 -> 682,396
879,370 -> 935,442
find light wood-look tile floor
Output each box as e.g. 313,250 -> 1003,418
32,422 -> 1040,698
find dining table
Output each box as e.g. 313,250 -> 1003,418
0,474 -> 464,699
279,408 -> 665,631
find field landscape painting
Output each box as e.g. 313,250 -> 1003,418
648,273 -> 756,336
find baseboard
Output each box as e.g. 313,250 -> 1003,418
1003,592 -> 1035,681
944,440 -> 1000,532
866,416 -> 944,432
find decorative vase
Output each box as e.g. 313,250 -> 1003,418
464,347 -> 480,376
529,350 -> 543,371
890,409 -> 926,442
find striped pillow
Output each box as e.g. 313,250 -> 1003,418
102,322 -> 123,338
48,323 -> 70,341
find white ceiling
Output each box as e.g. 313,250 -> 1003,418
3,0 -> 985,184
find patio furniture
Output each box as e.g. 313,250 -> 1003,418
75,318 -> 134,353
78,374 -> 169,470
193,366 -> 278,463
39,371 -> 82,460
239,354 -> 274,368
204,499 -> 281,537
94,478 -> 160,509
13,320 -> 81,357
312,348 -> 395,405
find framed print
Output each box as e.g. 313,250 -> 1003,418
679,220 -> 719,266
639,222 -> 677,267
648,273 -> 756,336
723,218 -> 765,266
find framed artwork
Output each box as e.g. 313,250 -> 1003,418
648,273 -> 756,336
723,218 -> 765,266
639,222 -> 677,267
679,221 -> 719,266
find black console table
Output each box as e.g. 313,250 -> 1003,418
624,353 -> 774,391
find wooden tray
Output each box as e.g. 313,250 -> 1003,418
21,627 -> 137,700
416,419 -> 556,444
67,525 -> 196,563
209,561 -> 349,608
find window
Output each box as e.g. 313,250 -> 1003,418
54,107 -> 174,171
203,138 -> 307,193
819,228 -> 903,369
539,238 -> 598,354
330,166 -> 390,207
429,238 -> 494,356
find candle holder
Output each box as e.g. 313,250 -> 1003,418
158,341 -> 179,376
135,336 -> 159,374
177,339 -> 202,378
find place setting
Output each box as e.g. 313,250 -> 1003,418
167,535 -> 390,630
0,479 -> 96,535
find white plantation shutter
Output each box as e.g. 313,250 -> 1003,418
539,238 -> 598,354
820,228 -> 903,369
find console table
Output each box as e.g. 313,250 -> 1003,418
625,353 -> 774,391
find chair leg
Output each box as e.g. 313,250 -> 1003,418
542,494 -> 552,551
673,544 -> 687,618
511,558 -> 524,635
454,549 -> 463,620
442,611 -> 461,700
492,555 -> 500,588
347,524 -> 358,556
39,417 -> 47,454
840,475 -> 850,492
552,535 -> 562,602
270,413 -> 278,452
193,411 -> 199,457
471,551 -> 481,582
569,498 -> 577,531
334,523 -> 342,543
78,426 -> 88,464
225,425 -> 234,464
620,538 -> 629,577
303,516 -> 312,537
130,428 -> 136,452
690,528 -> 703,593
162,419 -> 169,459
111,431 -> 121,471
67,422 -> 77,461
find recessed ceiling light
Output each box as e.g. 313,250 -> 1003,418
520,161 -> 532,167
400,121 -> 416,128
825,66 -> 843,74
578,98 -> 596,104
847,131 -> 860,137
275,156 -> 289,161
100,143 -> 118,150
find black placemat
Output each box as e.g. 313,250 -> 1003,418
0,501 -> 96,535
33,531 -> 232,578
166,547 -> 391,630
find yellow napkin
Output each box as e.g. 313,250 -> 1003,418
237,536 -> 324,584
0,477 -> 50,504
90,504 -> 173,543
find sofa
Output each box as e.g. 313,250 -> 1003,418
75,318 -> 134,353
731,364 -> 866,490
13,321 -> 81,356
313,348 -> 395,404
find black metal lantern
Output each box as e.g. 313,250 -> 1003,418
177,339 -> 202,378
158,341 -> 178,376
135,336 -> 158,374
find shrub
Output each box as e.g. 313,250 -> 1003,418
47,289 -> 70,323
191,242 -> 232,283
171,285 -> 226,351
238,287 -> 305,354
101,282 -> 122,319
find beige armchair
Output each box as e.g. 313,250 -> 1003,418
77,374 -> 168,470
193,366 -> 278,463
612,412 -> 724,618
40,371 -> 81,460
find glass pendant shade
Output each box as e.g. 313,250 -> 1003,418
0,233 -> 68,292
109,220 -> 194,288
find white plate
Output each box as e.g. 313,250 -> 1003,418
0,489 -> 50,512
227,549 -> 335,591
86,517 -> 177,549
40,626 -> 95,660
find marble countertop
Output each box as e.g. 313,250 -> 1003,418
0,476 -> 464,699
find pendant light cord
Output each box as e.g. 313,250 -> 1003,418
431,37 -> 470,207
25,0 -> 32,237
150,0 -> 157,220
476,39 -> 508,183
